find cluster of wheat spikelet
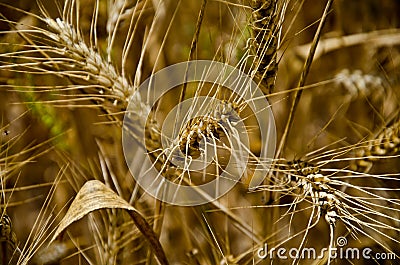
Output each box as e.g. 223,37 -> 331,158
0,0 -> 400,264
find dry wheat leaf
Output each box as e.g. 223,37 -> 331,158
50,180 -> 168,265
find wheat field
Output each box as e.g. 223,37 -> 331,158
0,0 -> 399,264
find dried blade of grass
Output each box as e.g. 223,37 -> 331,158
50,180 -> 169,265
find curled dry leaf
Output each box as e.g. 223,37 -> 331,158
50,180 -> 168,265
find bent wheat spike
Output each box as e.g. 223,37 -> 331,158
351,119 -> 400,173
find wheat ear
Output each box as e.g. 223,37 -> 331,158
249,0 -> 280,95
351,118 -> 400,173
